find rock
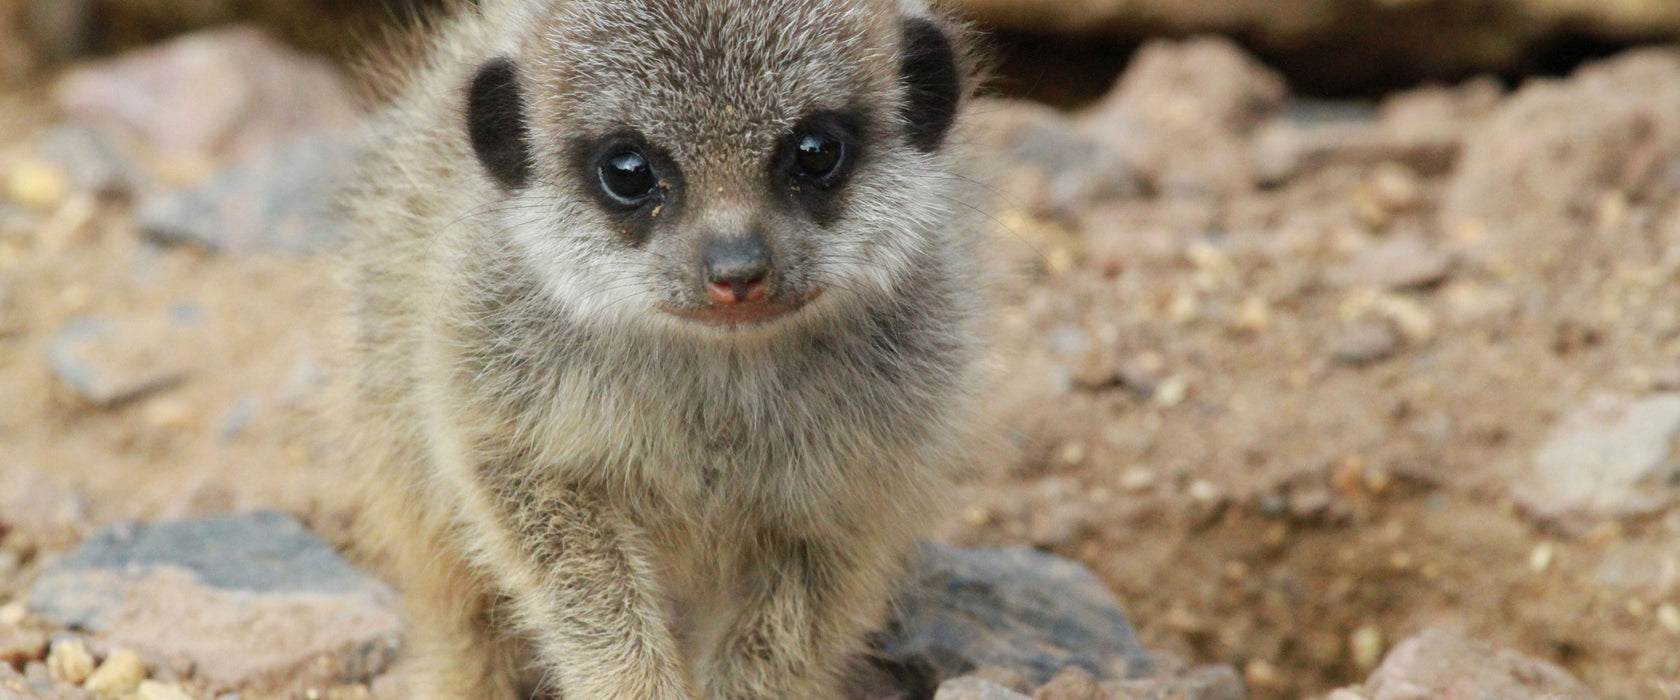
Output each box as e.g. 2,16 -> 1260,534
0,628 -> 47,669
82,649 -> 145,697
1517,393 -> 1680,521
135,681 -> 194,700
45,315 -> 196,407
972,100 -> 1141,219
1100,664 -> 1246,700
1341,628 -> 1594,700
0,470 -> 89,551
1330,322 -> 1400,366
1083,36 -> 1287,197
36,123 -> 151,197
1250,80 -> 1498,183
0,660 -> 32,698
1251,117 -> 1457,186
53,26 -> 360,163
1033,667 -> 1102,700
45,640 -> 94,686
26,511 -> 400,693
138,134 -> 346,255
871,544 -> 1152,689
934,677 -> 1032,700
1443,49 -> 1680,229
1337,237 -> 1456,291
4,158 -> 70,212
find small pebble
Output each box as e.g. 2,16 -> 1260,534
1032,666 -> 1100,700
1332,322 -> 1399,366
1373,294 -> 1436,344
1369,162 -> 1421,210
0,628 -> 46,668
5,158 -> 71,211
0,602 -> 25,627
1627,599 -> 1650,619
1119,468 -> 1156,493
1230,295 -> 1272,333
1351,625 -> 1384,670
46,638 -> 95,685
1188,479 -> 1222,504
1155,376 -> 1189,407
1243,659 -> 1283,689
1658,604 -> 1680,635
84,648 -> 146,697
143,397 -> 198,432
1529,543 -> 1554,573
138,681 -> 195,700
970,666 -> 1031,694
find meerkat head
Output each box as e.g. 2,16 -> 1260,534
461,0 -> 971,337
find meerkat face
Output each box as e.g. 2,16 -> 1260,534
462,0 -> 968,337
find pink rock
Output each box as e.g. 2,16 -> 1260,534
1352,628 -> 1595,700
54,26 -> 361,162
1082,36 -> 1288,197
1442,49 -> 1680,229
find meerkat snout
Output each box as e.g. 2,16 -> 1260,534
701,235 -> 773,306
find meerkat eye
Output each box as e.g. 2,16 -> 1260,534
793,132 -> 845,181
597,150 -> 659,205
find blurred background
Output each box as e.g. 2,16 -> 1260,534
1,1 -> 1679,699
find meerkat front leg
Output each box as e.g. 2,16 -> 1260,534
703,536 -> 901,700
468,474 -> 695,700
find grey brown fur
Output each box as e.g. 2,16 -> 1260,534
340,0 -> 989,697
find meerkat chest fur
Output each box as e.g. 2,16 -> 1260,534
346,0 -> 986,695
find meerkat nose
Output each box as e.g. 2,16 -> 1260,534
702,236 -> 772,305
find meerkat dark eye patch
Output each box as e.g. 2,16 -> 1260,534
774,112 -> 862,225
898,17 -> 961,153
467,57 -> 533,190
568,133 -> 681,244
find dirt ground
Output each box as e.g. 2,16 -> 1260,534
2,18 -> 1680,700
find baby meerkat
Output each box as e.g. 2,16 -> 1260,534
342,0 -> 988,697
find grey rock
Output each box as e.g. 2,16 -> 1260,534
1102,665 -> 1247,700
138,134 -> 346,255
36,123 -> 151,197
45,315 -> 190,407
1338,237 -> 1456,291
973,100 -> 1141,219
933,677 -> 1031,700
1331,323 -> 1400,366
871,543 -> 1152,689
27,511 -> 399,692
1250,113 -> 1460,185
1517,393 -> 1680,521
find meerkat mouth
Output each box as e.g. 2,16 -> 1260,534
666,287 -> 825,329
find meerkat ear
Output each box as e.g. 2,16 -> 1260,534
898,17 -> 962,153
467,56 -> 533,189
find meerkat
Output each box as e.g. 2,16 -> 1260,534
340,0 -> 988,697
